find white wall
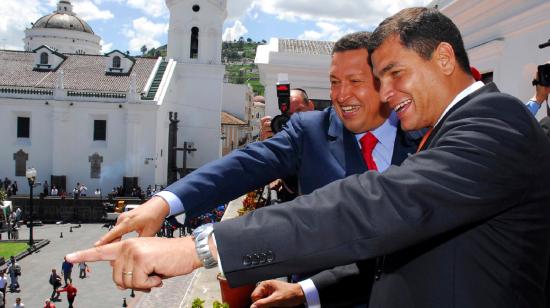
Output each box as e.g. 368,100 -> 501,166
24,28 -> 101,55
0,97 -> 158,194
161,62 -> 225,171
438,0 -> 550,120
255,39 -> 331,116
222,83 -> 250,120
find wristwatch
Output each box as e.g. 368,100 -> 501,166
192,223 -> 218,269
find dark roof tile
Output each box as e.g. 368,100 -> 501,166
0,50 -> 157,93
278,39 -> 334,55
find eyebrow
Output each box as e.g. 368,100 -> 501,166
377,62 -> 396,77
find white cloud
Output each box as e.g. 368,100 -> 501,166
222,20 -> 248,42
226,0 -> 255,20
126,0 -> 167,18
0,0 -> 46,50
299,22 -> 357,42
93,0 -> 124,4
237,0 -> 432,27
122,17 -> 168,53
73,0 -> 114,21
100,40 -> 113,53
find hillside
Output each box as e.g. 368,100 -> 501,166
144,38 -> 265,95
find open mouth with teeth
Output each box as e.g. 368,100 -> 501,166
341,105 -> 360,114
394,99 -> 412,113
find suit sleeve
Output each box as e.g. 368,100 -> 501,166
214,94 -> 547,286
309,260 -> 374,308
164,114 -> 306,218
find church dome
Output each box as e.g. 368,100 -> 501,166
31,1 -> 94,34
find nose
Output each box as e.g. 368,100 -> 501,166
378,78 -> 394,105
332,82 -> 352,104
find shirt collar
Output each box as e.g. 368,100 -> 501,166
434,81 -> 484,127
355,112 -> 398,148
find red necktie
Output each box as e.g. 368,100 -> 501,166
416,128 -> 433,153
360,132 -> 379,171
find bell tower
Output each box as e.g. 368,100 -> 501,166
155,0 -> 226,183
166,0 -> 227,64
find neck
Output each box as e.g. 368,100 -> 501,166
431,73 -> 476,127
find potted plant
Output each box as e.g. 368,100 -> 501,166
213,300 -> 229,308
191,298 -> 205,308
217,273 -> 256,308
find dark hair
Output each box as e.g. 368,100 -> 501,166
368,7 -> 471,75
332,31 -> 371,54
291,88 -> 309,102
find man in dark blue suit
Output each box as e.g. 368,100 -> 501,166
70,32 -> 419,305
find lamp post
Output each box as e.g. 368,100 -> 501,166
25,167 -> 37,247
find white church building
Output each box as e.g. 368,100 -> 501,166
0,0 -> 232,194
1,0 -> 547,195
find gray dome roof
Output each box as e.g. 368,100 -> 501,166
32,13 -> 94,34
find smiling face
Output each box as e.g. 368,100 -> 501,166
330,48 -> 389,134
371,35 -> 450,131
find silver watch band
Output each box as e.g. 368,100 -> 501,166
192,223 -> 218,269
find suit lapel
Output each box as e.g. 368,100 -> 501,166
422,82 -> 500,150
391,125 -> 421,165
327,108 -> 366,176
344,129 -> 367,176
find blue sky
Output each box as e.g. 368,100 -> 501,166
1,0 -> 431,55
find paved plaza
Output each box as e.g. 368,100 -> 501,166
3,223 -> 193,308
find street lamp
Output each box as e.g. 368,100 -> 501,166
25,167 -> 37,247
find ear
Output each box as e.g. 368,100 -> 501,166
433,42 -> 456,76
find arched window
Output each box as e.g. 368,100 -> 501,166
190,27 -> 199,59
40,52 -> 49,65
113,56 -> 121,68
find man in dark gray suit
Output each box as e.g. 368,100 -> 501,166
67,7 -> 550,308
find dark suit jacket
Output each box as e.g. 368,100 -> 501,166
214,83 -> 550,308
165,107 -> 417,306
539,116 -> 550,138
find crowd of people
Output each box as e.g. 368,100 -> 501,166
0,178 -> 17,198
156,205 -> 226,238
0,256 -> 85,308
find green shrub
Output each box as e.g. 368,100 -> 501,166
191,298 -> 205,308
213,301 -> 229,308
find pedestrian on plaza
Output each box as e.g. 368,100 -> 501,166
42,181 -> 49,196
48,269 -> 62,301
0,269 -> 7,305
2,178 -> 9,191
13,297 -> 24,308
14,208 -> 21,227
43,298 -> 55,308
61,257 -> 73,286
56,278 -> 77,308
78,262 -> 88,279
6,222 -> 11,241
10,223 -> 18,240
50,186 -> 58,197
78,183 -> 87,197
10,182 -> 17,196
7,257 -> 20,292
